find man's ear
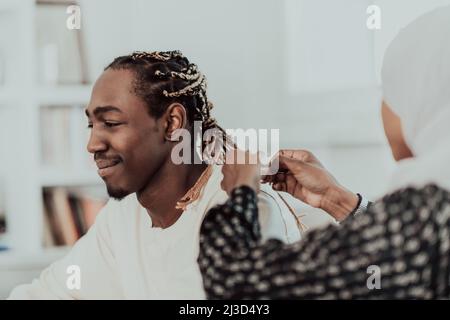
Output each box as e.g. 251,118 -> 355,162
164,103 -> 188,141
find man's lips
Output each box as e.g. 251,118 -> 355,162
96,159 -> 122,177
95,158 -> 121,170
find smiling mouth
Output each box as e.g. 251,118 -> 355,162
96,159 -> 122,178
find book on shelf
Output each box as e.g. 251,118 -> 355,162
0,200 -> 8,251
0,213 -> 6,239
0,180 -> 6,238
43,187 -> 107,247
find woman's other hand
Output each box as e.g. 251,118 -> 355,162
221,149 -> 260,195
263,150 -> 358,221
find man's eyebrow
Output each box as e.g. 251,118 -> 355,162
85,105 -> 123,118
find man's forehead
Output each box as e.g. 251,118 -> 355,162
86,69 -> 137,114
93,69 -> 134,97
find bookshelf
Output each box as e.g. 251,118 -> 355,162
0,0 -> 106,265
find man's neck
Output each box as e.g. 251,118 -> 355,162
136,162 -> 208,229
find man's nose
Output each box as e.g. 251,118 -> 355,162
87,130 -> 107,154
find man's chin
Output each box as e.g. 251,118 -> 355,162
106,184 -> 131,201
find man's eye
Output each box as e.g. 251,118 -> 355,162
104,121 -> 121,128
87,123 -> 93,129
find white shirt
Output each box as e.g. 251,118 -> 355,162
8,166 -> 301,299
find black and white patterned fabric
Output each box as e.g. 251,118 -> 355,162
198,185 -> 450,299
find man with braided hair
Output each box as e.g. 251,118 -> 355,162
8,51 -> 301,299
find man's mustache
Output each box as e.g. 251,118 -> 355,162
94,153 -> 122,161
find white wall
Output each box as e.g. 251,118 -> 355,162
285,0 -> 376,94
81,0 -> 285,129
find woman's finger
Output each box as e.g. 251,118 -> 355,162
278,155 -> 306,174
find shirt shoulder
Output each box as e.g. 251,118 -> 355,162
202,166 -> 302,243
257,184 -> 302,243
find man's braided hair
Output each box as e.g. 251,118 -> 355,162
105,50 -> 231,156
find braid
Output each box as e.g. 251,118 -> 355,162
106,50 -> 232,158
131,50 -> 184,61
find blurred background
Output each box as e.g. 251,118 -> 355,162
1,0 -> 449,298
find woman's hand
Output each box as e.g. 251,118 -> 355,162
263,150 -> 358,221
221,149 -> 260,195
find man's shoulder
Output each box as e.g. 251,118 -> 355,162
204,166 -> 302,242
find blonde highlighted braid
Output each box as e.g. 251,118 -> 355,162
106,50 -> 232,155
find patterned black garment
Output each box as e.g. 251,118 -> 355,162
198,185 -> 450,299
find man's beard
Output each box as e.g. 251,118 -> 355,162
106,184 -> 130,201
